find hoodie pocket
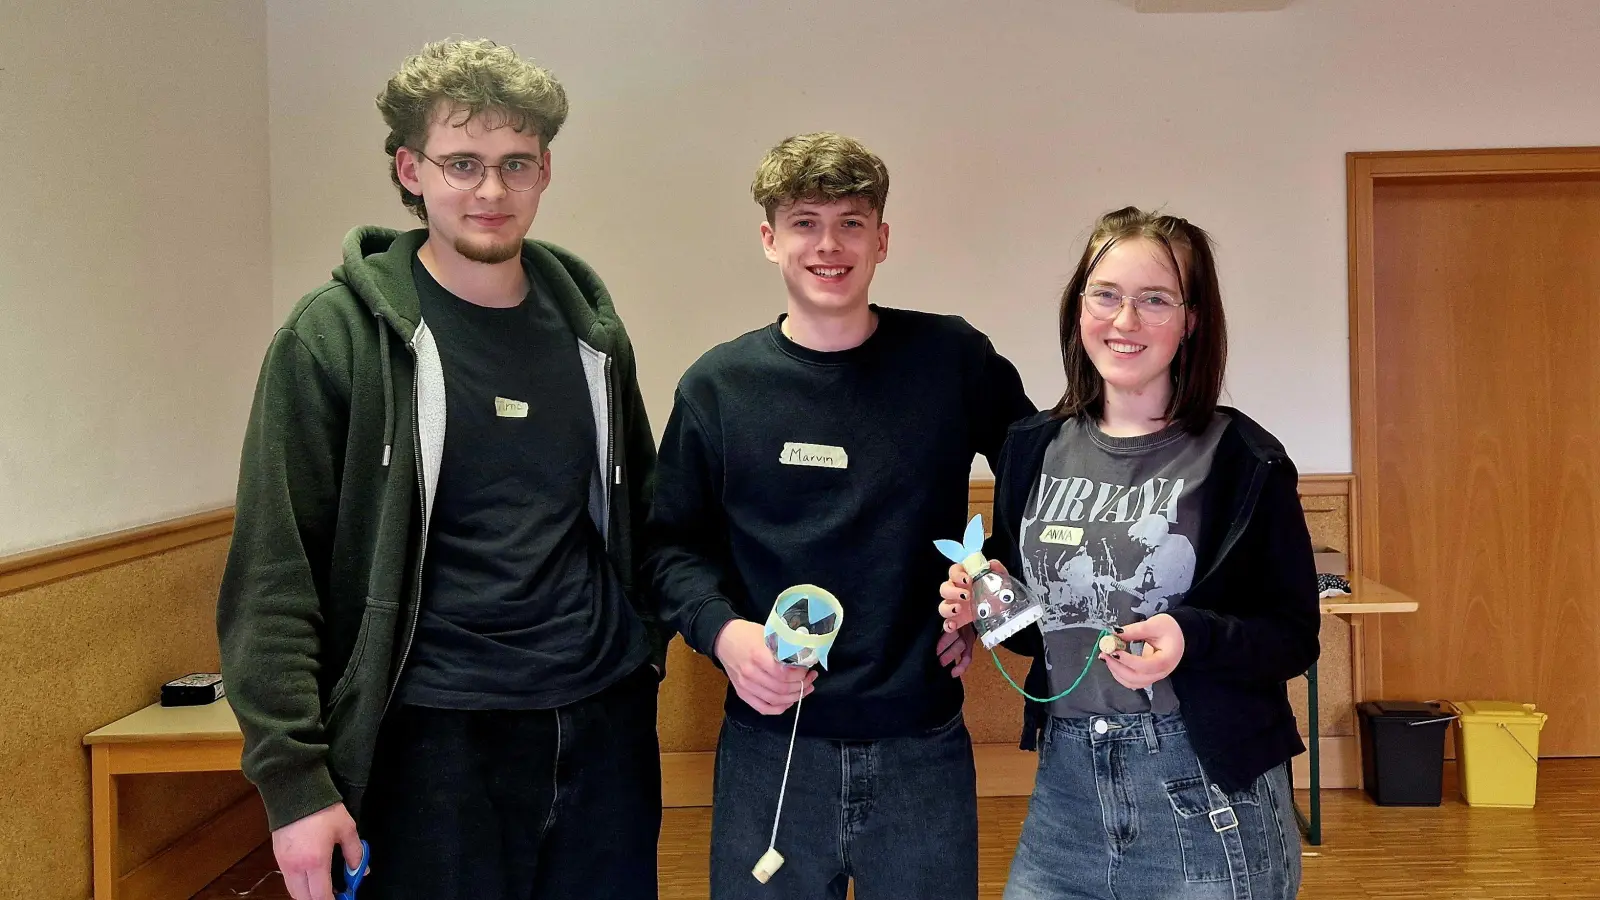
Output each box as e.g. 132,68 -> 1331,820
323,598 -> 400,791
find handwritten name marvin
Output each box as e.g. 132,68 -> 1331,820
780,442 -> 849,470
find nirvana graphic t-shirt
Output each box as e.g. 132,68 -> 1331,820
1018,413 -> 1228,718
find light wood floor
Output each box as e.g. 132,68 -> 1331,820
197,759 -> 1600,899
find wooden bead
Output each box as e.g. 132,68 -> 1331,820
751,847 -> 785,884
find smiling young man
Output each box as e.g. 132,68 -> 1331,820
649,133 -> 1036,900
217,40 -> 666,900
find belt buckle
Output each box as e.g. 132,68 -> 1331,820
1209,806 -> 1239,833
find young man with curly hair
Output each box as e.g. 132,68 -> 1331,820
218,39 -> 665,900
650,133 -> 1036,900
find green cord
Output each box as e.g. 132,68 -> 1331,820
990,628 -> 1112,703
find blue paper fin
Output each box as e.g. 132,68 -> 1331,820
807,594 -> 831,625
963,514 -> 985,556
815,641 -> 834,669
933,539 -> 967,564
774,636 -> 804,661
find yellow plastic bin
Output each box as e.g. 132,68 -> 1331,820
1452,701 -> 1548,808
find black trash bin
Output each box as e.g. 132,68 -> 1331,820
1358,701 -> 1455,806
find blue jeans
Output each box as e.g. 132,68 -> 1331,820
710,711 -> 978,900
1005,713 -> 1300,900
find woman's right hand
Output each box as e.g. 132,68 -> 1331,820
939,560 -> 1009,633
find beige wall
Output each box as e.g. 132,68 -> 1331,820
0,0 -> 271,556
10,0 -> 1599,549
265,0 -> 1600,476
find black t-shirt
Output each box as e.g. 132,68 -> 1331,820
396,254 -> 645,710
652,306 -> 1036,738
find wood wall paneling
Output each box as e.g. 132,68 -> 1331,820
0,536 -> 251,900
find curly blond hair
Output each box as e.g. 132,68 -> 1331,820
376,39 -> 568,220
751,132 -> 889,223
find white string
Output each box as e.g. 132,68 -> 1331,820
767,682 -> 806,850
230,870 -> 282,896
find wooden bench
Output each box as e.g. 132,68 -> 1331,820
84,699 -> 262,900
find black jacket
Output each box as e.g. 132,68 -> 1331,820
987,407 -> 1320,794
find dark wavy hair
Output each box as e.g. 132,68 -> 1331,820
1053,206 -> 1227,433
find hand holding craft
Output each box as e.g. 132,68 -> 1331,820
934,514 -> 1044,650
716,620 -> 814,715
752,584 -> 843,886
939,559 -> 1011,632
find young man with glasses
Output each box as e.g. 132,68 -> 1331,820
218,39 -> 665,900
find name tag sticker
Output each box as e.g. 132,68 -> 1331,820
780,442 -> 848,470
495,397 -> 529,418
1040,525 -> 1085,546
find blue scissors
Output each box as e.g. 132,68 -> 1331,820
336,840 -> 371,900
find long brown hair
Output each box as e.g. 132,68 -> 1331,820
1052,206 -> 1227,433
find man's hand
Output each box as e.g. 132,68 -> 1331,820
937,623 -> 976,677
271,803 -> 364,900
1100,614 -> 1186,691
714,619 -> 815,714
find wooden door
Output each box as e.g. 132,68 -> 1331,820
1361,161 -> 1600,757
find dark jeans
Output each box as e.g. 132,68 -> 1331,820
358,664 -> 662,900
710,711 -> 978,900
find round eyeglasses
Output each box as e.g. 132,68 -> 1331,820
415,151 -> 545,192
1081,286 -> 1185,327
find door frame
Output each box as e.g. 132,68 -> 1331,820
1346,146 -> 1600,701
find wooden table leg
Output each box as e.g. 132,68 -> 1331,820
91,744 -> 119,900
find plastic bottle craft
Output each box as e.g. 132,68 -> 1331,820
752,584 -> 843,885
936,516 -> 1123,705
763,584 -> 842,670
935,514 -> 1044,649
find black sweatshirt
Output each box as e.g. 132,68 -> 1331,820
649,306 -> 1035,739
987,407 -> 1322,794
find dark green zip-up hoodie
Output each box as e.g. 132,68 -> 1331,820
217,227 -> 666,831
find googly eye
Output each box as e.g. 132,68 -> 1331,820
977,602 -> 993,619
998,590 -> 1015,604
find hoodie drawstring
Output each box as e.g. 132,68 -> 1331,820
377,319 -> 394,467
